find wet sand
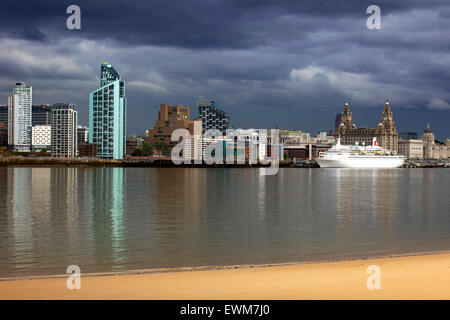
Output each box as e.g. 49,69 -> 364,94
1,253 -> 450,299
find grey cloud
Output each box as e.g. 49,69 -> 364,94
0,1 -> 450,138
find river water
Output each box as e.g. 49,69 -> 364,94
0,167 -> 449,277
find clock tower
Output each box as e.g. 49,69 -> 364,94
376,100 -> 398,152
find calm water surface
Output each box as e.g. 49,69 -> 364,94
0,167 -> 449,277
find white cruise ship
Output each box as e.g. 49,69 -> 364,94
314,137 -> 405,168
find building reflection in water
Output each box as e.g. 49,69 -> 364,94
150,168 -> 205,264
6,168 -> 32,274
87,168 -> 126,270
1,167 -> 449,277
334,169 -> 398,254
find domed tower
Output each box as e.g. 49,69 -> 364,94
376,100 -> 398,152
340,100 -> 354,129
336,100 -> 356,137
422,123 -> 435,159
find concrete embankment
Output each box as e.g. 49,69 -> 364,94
0,157 -> 123,167
0,157 -> 294,168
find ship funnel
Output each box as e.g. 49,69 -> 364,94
372,137 -> 379,147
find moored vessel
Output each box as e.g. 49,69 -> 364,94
314,137 -> 405,168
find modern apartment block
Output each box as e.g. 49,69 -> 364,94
197,100 -> 229,135
32,105 -> 52,126
77,125 -> 89,145
8,83 -> 32,151
31,125 -> 51,152
51,104 -> 78,157
89,63 -> 126,159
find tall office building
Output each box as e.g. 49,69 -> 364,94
197,100 -> 229,135
8,83 -> 32,151
51,104 -> 78,157
89,63 -> 126,159
7,97 -> 12,146
32,105 -> 52,126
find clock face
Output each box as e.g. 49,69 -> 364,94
384,117 -> 387,120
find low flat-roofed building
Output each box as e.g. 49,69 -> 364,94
31,125 -> 51,152
78,143 -> 98,157
284,147 -> 308,159
0,122 -> 7,148
398,138 -> 423,159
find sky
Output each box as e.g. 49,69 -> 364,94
1,0 -> 450,139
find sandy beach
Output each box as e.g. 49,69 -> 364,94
1,253 -> 450,300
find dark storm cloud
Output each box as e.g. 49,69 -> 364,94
1,0 -> 450,138
1,0 -> 449,49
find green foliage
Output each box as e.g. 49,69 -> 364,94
140,142 -> 154,156
154,141 -> 170,155
131,141 -> 171,156
132,148 -> 143,156
132,142 -> 153,156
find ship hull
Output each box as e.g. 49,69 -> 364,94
315,157 -> 404,168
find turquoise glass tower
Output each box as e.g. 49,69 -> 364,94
89,63 -> 126,159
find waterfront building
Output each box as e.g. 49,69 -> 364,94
7,97 -> 12,145
89,63 -> 126,160
77,126 -> 89,145
314,131 -> 336,145
336,100 -> 398,152
51,104 -> 78,157
0,105 -> 7,127
334,113 -> 342,134
283,147 -> 308,159
265,144 -> 285,160
197,100 -> 229,135
422,123 -> 450,160
8,83 -> 32,151
145,104 -> 202,147
227,129 -> 267,162
31,125 -> 51,152
399,132 -> 418,140
267,129 -> 334,159
78,143 -> 98,158
32,105 -> 52,126
398,139 -> 423,159
0,122 -> 7,148
126,136 -> 144,155
274,130 -> 313,147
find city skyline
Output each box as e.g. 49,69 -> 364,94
1,1 -> 450,139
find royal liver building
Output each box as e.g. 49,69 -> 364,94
335,100 -> 398,152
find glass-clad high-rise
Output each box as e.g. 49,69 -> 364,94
89,63 -> 126,159
8,83 -> 32,151
197,100 -> 229,135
